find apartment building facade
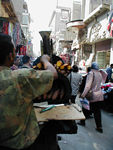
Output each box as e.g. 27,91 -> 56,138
67,0 -> 113,68
49,0 -> 77,63
49,6 -> 71,55
49,0 -> 113,68
49,0 -> 85,64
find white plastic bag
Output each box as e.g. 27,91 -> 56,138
80,98 -> 90,110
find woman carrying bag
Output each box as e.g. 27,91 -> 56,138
80,62 -> 105,133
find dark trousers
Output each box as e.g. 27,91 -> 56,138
90,101 -> 102,128
26,124 -> 60,150
0,136 -> 60,150
25,121 -> 60,150
82,107 -> 92,119
0,123 -> 60,150
80,108 -> 91,125
81,101 -> 102,128
70,95 -> 76,103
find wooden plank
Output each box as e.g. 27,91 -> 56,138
34,104 -> 85,122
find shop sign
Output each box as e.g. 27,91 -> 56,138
87,18 -> 108,43
89,22 -> 102,42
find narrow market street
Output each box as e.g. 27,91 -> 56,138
58,110 -> 113,150
0,1 -> 113,150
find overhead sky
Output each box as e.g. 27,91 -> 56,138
26,0 -> 73,56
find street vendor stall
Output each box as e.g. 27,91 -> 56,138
34,103 -> 85,122
101,83 -> 113,112
33,103 -> 85,150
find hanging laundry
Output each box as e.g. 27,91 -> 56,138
8,23 -> 14,37
2,21 -> 9,35
107,12 -> 113,37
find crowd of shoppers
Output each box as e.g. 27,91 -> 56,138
9,53 -> 111,135
0,32 -> 113,150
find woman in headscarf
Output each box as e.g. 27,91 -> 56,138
79,62 -> 104,133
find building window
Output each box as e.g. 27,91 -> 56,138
61,10 -> 69,21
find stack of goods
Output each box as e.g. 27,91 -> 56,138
101,83 -> 113,112
101,83 -> 113,97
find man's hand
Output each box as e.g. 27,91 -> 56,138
40,55 -> 50,63
79,94 -> 84,99
41,55 -> 58,79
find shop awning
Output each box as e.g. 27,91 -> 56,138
1,0 -> 18,22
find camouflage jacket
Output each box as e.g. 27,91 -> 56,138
0,66 -> 53,149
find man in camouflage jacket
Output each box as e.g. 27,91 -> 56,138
0,33 -> 58,149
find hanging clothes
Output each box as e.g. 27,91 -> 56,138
8,22 -> 13,37
2,21 -> 9,34
107,12 -> 113,37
